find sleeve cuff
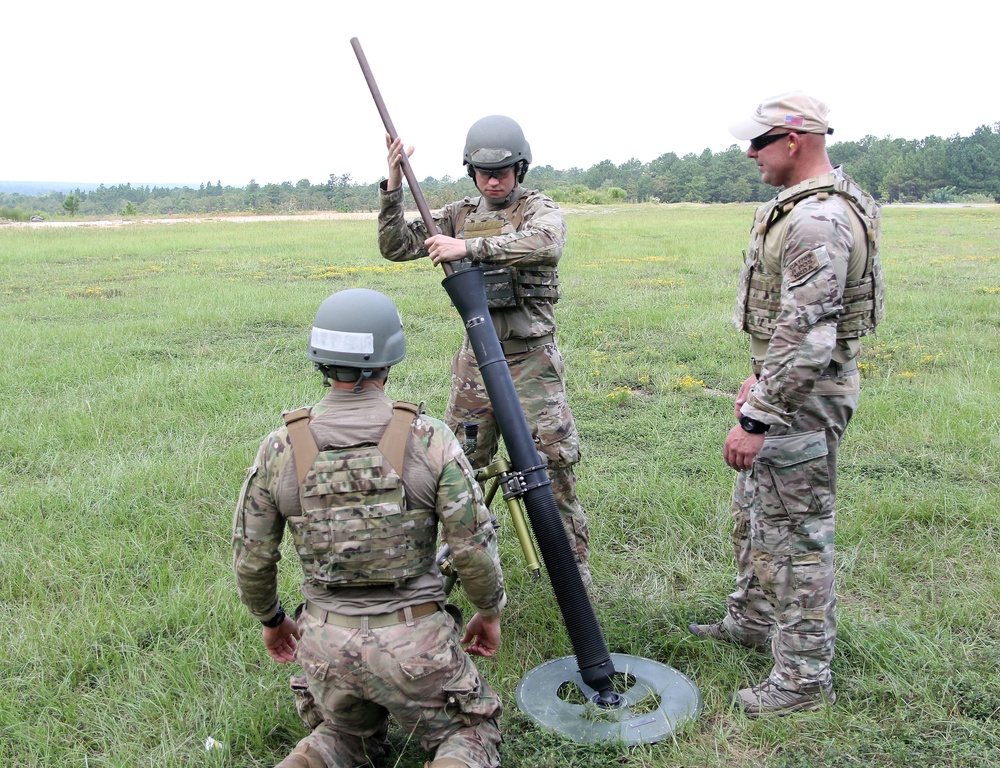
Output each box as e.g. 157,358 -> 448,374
740,401 -> 786,428
254,599 -> 284,626
474,592 -> 506,617
379,181 -> 403,201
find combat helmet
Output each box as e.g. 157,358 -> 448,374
308,288 -> 405,389
463,115 -> 532,183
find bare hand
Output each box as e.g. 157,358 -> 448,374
425,234 -> 467,265
462,612 -> 501,657
262,616 -> 300,663
723,423 -> 765,472
385,134 -> 414,191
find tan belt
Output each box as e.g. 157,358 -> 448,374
500,333 -> 553,355
304,600 -> 438,629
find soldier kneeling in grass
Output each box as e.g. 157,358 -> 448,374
233,288 -> 506,768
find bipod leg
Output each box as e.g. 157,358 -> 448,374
477,457 -> 541,579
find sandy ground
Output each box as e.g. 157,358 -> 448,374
3,202 -> 993,229
0,211 -> 381,228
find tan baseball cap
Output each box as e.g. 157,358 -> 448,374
729,91 -> 833,141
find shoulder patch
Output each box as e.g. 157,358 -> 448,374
787,250 -> 822,282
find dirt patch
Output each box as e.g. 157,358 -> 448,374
1,211 -> 381,228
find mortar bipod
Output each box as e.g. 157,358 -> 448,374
476,456 -> 541,579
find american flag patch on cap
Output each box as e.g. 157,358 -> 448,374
784,115 -> 805,127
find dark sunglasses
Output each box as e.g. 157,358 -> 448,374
473,166 -> 514,180
749,132 -> 797,151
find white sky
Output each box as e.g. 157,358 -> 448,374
4,1 -> 996,188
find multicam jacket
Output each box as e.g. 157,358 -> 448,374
378,183 -> 566,341
233,387 -> 505,620
734,168 -> 883,427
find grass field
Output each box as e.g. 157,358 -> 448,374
2,204 -> 999,767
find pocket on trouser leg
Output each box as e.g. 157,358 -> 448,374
442,655 -> 503,726
751,430 -> 832,557
788,552 -> 836,627
754,430 -> 831,515
516,351 -> 580,467
773,557 -> 836,688
297,645 -> 333,684
782,629 -> 833,659
433,656 -> 503,768
296,638 -> 361,720
536,429 -> 581,468
290,673 -> 324,730
390,623 -> 501,767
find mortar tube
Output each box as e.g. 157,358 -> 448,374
443,266 -> 617,698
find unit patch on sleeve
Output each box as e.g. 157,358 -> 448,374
786,250 -> 823,284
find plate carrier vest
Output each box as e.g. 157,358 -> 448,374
734,171 -> 885,340
281,402 -> 436,588
452,193 -> 561,309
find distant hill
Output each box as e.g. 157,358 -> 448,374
0,181 -> 198,195
0,181 -> 102,195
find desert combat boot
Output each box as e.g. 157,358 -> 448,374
734,679 -> 836,717
688,621 -> 771,652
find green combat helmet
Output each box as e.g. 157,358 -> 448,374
308,288 -> 405,390
463,115 -> 532,183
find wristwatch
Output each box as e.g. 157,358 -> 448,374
261,604 -> 286,628
739,416 -> 771,434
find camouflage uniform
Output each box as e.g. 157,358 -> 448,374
725,168 -> 882,693
378,183 -> 590,572
233,387 -> 505,767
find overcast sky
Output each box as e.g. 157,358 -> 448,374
4,1 -> 996,188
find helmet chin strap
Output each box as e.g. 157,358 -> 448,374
351,368 -> 373,393
319,365 -> 388,391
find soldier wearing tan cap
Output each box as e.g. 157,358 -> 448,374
690,91 -> 885,717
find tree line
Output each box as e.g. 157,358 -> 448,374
2,124 -> 997,220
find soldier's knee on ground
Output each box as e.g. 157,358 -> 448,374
275,742 -> 326,768
424,759 -> 471,768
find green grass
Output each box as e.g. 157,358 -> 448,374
2,204 -> 999,767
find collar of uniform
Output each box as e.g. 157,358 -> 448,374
317,386 -> 392,408
775,170 -> 840,206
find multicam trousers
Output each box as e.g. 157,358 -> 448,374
445,336 -> 590,567
724,372 -> 860,691
292,608 -> 501,768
